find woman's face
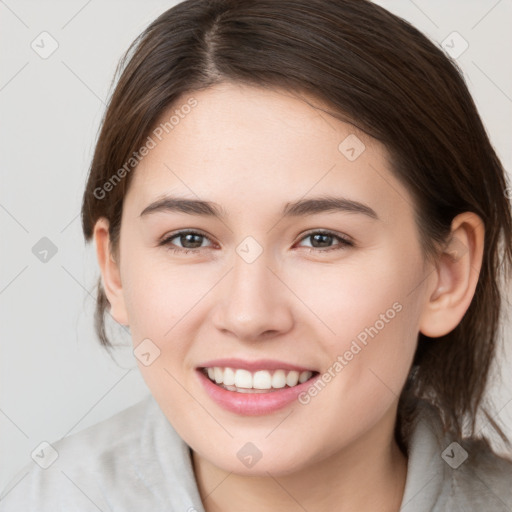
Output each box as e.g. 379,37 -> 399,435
111,82 -> 432,475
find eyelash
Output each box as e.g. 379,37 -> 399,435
158,229 -> 354,255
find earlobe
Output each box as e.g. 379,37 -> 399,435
93,218 -> 129,326
419,212 -> 484,338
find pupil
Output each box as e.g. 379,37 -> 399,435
179,234 -> 334,249
182,233 -> 202,248
312,234 -> 332,248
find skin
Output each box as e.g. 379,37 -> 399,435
94,82 -> 484,512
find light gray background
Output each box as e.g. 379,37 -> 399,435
1,0 -> 511,491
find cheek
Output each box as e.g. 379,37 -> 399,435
120,255 -> 213,416
121,252 -> 216,341
285,282 -> 421,449
294,249 -> 423,393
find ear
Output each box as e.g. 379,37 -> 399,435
419,212 -> 484,337
93,217 -> 129,326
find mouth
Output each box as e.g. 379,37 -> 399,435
195,359 -> 320,415
200,366 -> 319,393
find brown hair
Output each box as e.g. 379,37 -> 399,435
81,0 -> 512,447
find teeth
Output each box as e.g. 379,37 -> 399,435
272,369 -> 286,389
223,367 -> 236,385
203,367 -> 313,391
286,370 -> 299,387
299,371 -> 311,383
235,369 -> 252,388
253,370 -> 272,389
214,367 -> 223,384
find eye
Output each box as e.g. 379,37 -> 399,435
158,230 -> 214,254
158,229 -> 354,255
295,230 -> 354,252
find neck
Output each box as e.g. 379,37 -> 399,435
192,411 -> 407,512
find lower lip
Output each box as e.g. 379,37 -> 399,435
196,370 -> 318,415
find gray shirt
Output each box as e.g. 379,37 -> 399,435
1,394 -> 511,511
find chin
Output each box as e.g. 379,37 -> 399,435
193,436 -> 316,477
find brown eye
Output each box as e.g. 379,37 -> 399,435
297,230 -> 353,251
176,233 -> 205,249
159,230 -> 214,253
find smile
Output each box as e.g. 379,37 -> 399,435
196,359 -> 320,415
202,367 -> 315,393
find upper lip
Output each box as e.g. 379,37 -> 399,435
196,358 -> 316,372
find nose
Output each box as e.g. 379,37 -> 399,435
212,248 -> 294,342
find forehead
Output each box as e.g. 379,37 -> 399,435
125,82 -> 412,223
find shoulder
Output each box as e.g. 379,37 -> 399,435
401,400 -> 512,512
0,394 -> 200,511
451,437 -> 512,510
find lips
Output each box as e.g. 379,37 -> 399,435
197,358 -> 315,373
195,358 -> 319,415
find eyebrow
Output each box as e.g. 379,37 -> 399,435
139,195 -> 378,220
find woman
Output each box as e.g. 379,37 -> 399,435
2,0 -> 511,510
